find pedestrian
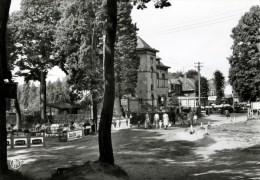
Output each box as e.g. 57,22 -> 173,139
125,114 -> 129,127
225,109 -> 230,120
154,111 -> 159,129
180,111 -> 185,125
172,109 -> 176,125
163,111 -> 169,130
145,113 -> 152,129
83,121 -> 91,136
70,121 -> 75,131
187,109 -> 194,126
137,113 -> 142,128
193,111 -> 198,125
159,119 -> 163,129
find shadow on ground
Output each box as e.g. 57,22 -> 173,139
7,121 -> 260,180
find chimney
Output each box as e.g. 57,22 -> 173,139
184,73 -> 187,84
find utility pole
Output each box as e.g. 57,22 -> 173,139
195,62 -> 203,116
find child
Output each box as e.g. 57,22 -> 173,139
154,112 -> 159,129
163,112 -> 169,130
159,119 -> 163,129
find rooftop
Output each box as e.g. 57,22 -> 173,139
136,36 -> 159,52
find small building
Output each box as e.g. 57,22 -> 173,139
168,74 -> 197,108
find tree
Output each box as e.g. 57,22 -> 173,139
169,71 -> 184,78
27,83 -> 40,113
20,82 -> 30,110
8,0 -> 61,123
0,0 -> 11,174
46,81 -> 55,103
99,0 -> 171,165
195,76 -> 209,105
114,2 -> 139,116
228,6 -> 260,102
186,69 -> 198,79
214,70 -> 225,105
55,0 -> 103,132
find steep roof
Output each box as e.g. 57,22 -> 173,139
177,77 -> 196,91
156,56 -> 170,69
136,36 -> 159,52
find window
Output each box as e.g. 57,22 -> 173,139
156,60 -> 159,65
151,84 -> 154,91
162,73 -> 165,87
150,57 -> 153,65
210,89 -> 215,96
156,73 -> 159,87
151,67 -> 154,78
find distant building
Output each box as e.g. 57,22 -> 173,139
168,74 -> 197,108
127,37 -> 170,112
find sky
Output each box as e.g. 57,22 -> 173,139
131,0 -> 260,80
9,0 -> 260,85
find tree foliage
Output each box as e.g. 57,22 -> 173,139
195,76 -> 209,98
8,0 -> 61,81
214,70 -> 225,104
115,2 -> 139,98
228,6 -> 260,101
55,0 -> 103,100
186,69 -> 198,79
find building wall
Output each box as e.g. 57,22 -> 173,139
133,50 -> 169,111
135,50 -> 157,101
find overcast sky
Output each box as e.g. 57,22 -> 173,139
10,0 -> 260,84
131,0 -> 260,80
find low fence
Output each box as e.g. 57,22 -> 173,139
7,133 -> 45,149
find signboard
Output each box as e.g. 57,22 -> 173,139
121,99 -> 128,106
208,96 -> 217,101
67,130 -> 83,141
13,138 -> 28,148
251,102 -> 260,110
30,137 -> 44,147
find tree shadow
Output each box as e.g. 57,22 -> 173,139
7,126 -> 260,180
113,128 -> 260,180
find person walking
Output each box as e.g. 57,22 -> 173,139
163,111 -> 169,130
180,111 -> 185,125
137,113 -> 142,128
145,113 -> 152,129
187,109 -> 194,126
154,112 -> 159,129
172,109 -> 176,125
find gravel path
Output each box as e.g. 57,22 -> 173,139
7,113 -> 260,180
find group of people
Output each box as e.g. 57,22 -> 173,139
153,111 -> 171,130
135,108 -> 198,130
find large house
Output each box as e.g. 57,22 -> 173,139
127,37 -> 170,112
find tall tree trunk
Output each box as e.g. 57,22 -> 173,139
92,91 -> 98,133
14,98 -> 21,129
40,71 -> 47,124
0,0 -> 11,174
98,0 -> 117,165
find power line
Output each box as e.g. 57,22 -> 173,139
143,13 -> 242,35
140,7 -> 248,34
143,16 -> 238,38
